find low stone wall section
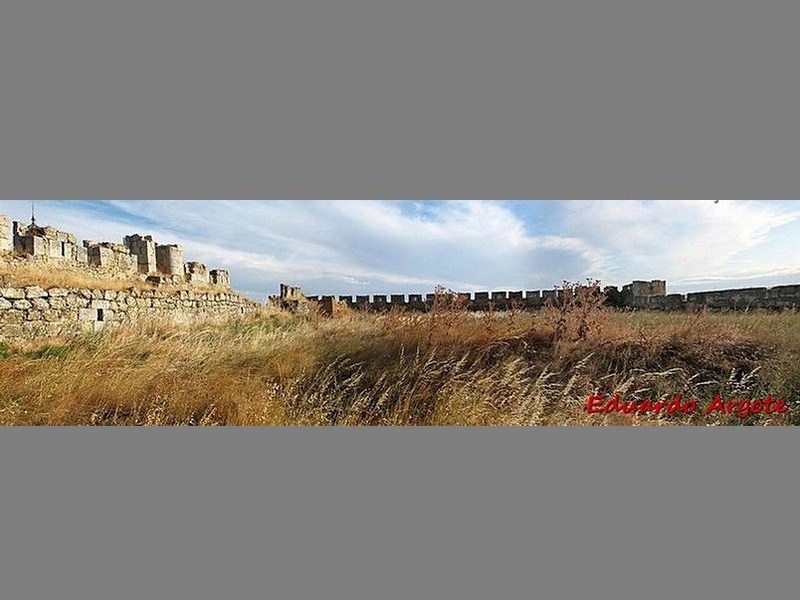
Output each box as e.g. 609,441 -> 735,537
0,286 -> 260,338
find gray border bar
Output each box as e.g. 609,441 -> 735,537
1,429 -> 797,600
1,2 -> 798,199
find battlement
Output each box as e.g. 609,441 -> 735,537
1,213 -> 232,290
123,234 -> 157,274
0,212 -> 256,339
12,221 -> 83,263
277,278 -> 800,315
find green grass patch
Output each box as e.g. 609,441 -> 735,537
25,345 -> 72,360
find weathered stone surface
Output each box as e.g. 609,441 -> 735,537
0,214 -> 11,254
210,269 -> 230,287
49,297 -> 67,309
1,287 -> 25,299
42,310 -> 63,322
184,261 -> 209,284
2,310 -> 24,324
79,308 -> 97,321
12,299 -> 32,310
66,295 -> 87,308
156,244 -> 185,276
31,298 -> 49,310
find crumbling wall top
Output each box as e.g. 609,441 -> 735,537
2,213 -> 233,291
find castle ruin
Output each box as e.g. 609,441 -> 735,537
2,214 -> 231,290
0,212 -> 256,339
4,208 -> 799,338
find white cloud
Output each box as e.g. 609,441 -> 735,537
563,200 -> 800,289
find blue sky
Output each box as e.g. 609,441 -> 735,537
1,200 -> 799,301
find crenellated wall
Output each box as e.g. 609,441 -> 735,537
184,261 -> 209,284
307,289 -> 573,312
2,214 -> 233,291
0,285 -> 260,339
303,283 -> 800,314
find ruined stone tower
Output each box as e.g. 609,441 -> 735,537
1,213 -> 235,294
210,269 -> 230,288
185,261 -> 209,284
123,234 -> 157,275
156,244 -> 185,277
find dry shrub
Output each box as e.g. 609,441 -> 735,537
543,279 -> 608,344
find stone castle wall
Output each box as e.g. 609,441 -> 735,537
0,212 -> 254,339
2,213 -> 232,290
300,281 -> 800,314
0,285 -> 260,339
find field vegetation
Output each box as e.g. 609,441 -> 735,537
1,282 -> 798,425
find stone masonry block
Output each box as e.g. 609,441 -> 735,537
90,299 -> 111,310
48,297 -> 67,309
2,311 -> 24,325
31,298 -> 49,310
1,288 -> 26,299
79,308 -> 97,321
42,310 -> 63,322
66,295 -> 88,308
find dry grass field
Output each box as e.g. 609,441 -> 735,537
1,283 -> 798,426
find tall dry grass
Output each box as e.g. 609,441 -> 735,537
1,284 -> 798,425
